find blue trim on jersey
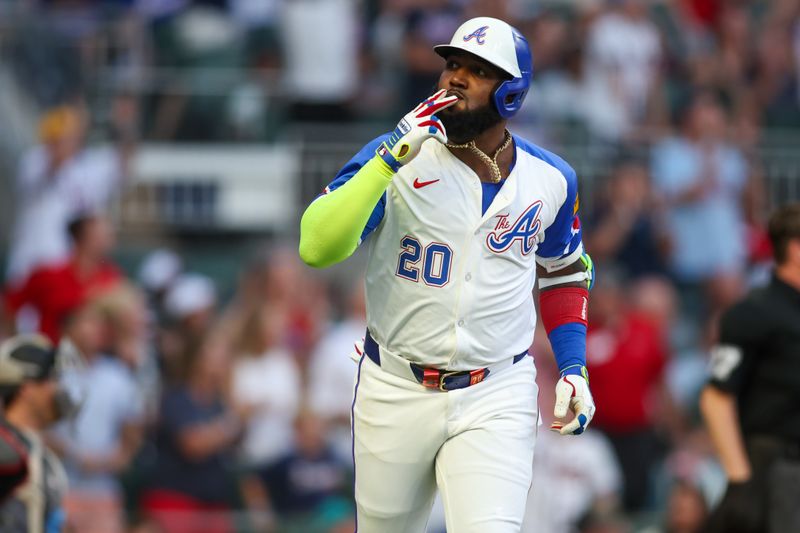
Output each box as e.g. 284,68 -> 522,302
481,181 -> 503,215
513,135 -> 582,260
325,133 -> 392,242
548,322 -> 587,376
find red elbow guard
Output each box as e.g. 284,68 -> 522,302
539,287 -> 589,334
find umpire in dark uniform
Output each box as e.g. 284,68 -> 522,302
700,203 -> 800,533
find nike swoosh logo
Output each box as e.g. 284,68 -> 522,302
413,178 -> 440,189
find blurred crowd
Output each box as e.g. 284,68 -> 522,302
0,0 -> 799,532
3,217 -> 361,533
3,0 -> 799,145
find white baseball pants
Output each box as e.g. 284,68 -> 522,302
351,353 -> 539,533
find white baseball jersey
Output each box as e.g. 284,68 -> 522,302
325,133 -> 582,370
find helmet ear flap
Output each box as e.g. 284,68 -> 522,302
491,29 -> 532,118
493,80 -> 529,119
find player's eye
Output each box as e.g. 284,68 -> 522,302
475,67 -> 487,78
446,60 -> 459,70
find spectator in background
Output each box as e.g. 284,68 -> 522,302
586,158 -> 668,280
627,277 -> 687,432
523,321 -> 624,533
4,213 -> 123,342
585,271 -> 672,513
148,3 -> 245,141
519,39 -> 589,144
658,424 -> 727,523
662,1 -> 758,142
138,248 -> 183,325
141,334 -> 244,533
308,278 -> 366,462
228,0 -> 282,70
631,276 -> 710,422
0,335 -> 78,533
49,295 -> 145,533
241,409 -> 354,533
6,104 -> 130,285
230,304 -> 301,468
651,91 -> 750,314
260,246 -> 329,369
136,249 -> 183,414
583,0 -> 663,143
101,291 -> 157,427
226,0 -> 282,142
159,273 -> 217,385
714,2 -> 754,102
578,515 -> 632,533
281,0 -> 360,123
753,17 -> 800,129
664,479 -> 708,533
400,0 -> 464,112
511,8 -> 587,143
218,245 -> 328,377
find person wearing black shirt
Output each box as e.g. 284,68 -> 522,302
242,410 -> 353,533
141,336 -> 244,533
700,203 -> 800,533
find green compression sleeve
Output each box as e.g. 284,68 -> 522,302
299,156 -> 395,268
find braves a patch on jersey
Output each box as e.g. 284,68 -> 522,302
325,134 -> 582,369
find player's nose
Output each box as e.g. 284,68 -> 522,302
447,68 -> 468,90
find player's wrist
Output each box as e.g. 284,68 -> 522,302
559,364 -> 588,380
366,153 -> 398,180
374,145 -> 402,175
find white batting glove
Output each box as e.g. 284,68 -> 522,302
376,89 -> 458,171
550,373 -> 596,436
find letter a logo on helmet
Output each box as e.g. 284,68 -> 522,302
463,26 -> 489,45
434,17 -> 533,118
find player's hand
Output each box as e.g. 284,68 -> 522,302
376,89 -> 458,171
550,373 -> 595,435
704,480 -> 763,533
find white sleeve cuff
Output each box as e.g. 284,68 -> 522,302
535,242 -> 584,273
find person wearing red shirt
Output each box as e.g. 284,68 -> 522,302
4,214 -> 122,343
585,272 -> 671,512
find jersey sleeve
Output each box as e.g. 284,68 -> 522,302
535,161 -> 583,265
323,133 -> 391,242
707,299 -> 766,394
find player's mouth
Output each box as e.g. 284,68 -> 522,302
444,90 -> 467,112
447,90 -> 465,101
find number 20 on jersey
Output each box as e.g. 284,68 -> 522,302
395,236 -> 453,287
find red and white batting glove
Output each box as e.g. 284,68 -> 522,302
550,373 -> 596,436
376,89 -> 458,172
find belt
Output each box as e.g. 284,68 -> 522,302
363,330 -> 527,392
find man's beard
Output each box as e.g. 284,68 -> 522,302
439,102 -> 503,144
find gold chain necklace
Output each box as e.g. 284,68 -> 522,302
446,130 -> 513,184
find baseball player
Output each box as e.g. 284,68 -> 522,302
299,17 -> 596,533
